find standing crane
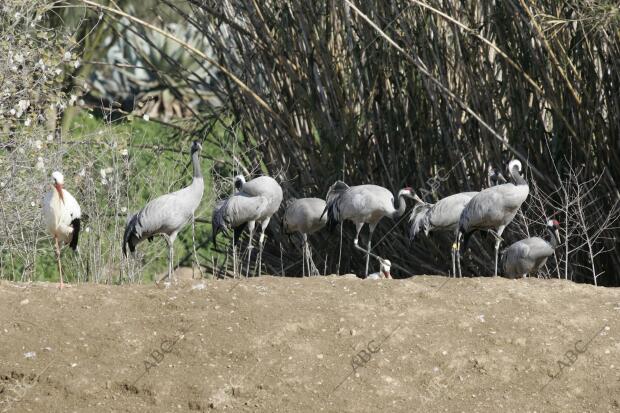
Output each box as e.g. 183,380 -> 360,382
282,197 -> 327,276
322,181 -> 416,277
501,219 -> 560,278
212,174 -> 282,277
43,171 -> 82,289
123,141 -> 204,282
409,167 -> 507,276
457,159 -> 530,277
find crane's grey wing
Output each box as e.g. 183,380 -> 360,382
212,194 -> 268,238
502,237 -> 553,276
459,189 -> 506,231
134,192 -> 192,238
502,240 -> 532,276
284,197 -> 327,234
518,237 -> 554,260
429,193 -> 476,230
225,195 -> 269,227
241,176 -> 276,197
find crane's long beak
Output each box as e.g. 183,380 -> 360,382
54,183 -> 64,203
554,229 -> 561,245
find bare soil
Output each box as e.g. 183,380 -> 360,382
0,275 -> 619,412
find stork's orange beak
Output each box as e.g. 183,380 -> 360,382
54,183 -> 64,203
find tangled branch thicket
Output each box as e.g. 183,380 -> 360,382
181,0 -> 620,284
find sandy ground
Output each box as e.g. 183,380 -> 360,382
0,275 -> 619,412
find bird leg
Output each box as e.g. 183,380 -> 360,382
301,234 -> 306,277
256,218 -> 270,277
451,243 -> 457,278
257,232 -> 264,277
456,232 -> 462,278
491,227 -> 505,277
364,224 -> 376,278
55,237 -> 64,290
246,222 -> 255,278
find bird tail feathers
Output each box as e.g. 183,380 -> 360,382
122,213 -> 139,257
69,218 -> 81,251
408,203 -> 431,242
323,181 -> 349,231
211,199 -> 229,248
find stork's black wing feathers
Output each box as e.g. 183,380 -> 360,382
69,218 -> 81,251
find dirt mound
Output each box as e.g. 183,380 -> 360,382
0,276 -> 619,412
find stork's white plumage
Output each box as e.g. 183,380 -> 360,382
42,171 -> 82,289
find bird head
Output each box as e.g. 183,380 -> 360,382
51,171 -> 65,202
546,218 -> 561,244
190,141 -> 203,154
399,187 -> 421,202
234,175 -> 245,190
508,159 -> 522,174
487,165 -> 507,187
379,258 -> 392,279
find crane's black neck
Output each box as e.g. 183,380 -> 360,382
392,193 -> 408,219
546,226 -> 560,248
192,150 -> 202,179
510,167 -> 527,186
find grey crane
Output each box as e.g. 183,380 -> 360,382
322,181 -> 416,277
212,174 -> 283,276
457,159 -> 530,277
501,219 -> 560,278
282,197 -> 327,276
409,167 -> 507,276
122,141 -> 204,282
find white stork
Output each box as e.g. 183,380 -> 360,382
42,171 -> 81,289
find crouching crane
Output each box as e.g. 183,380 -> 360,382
123,141 -> 204,282
43,171 -> 82,289
502,219 -> 561,278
